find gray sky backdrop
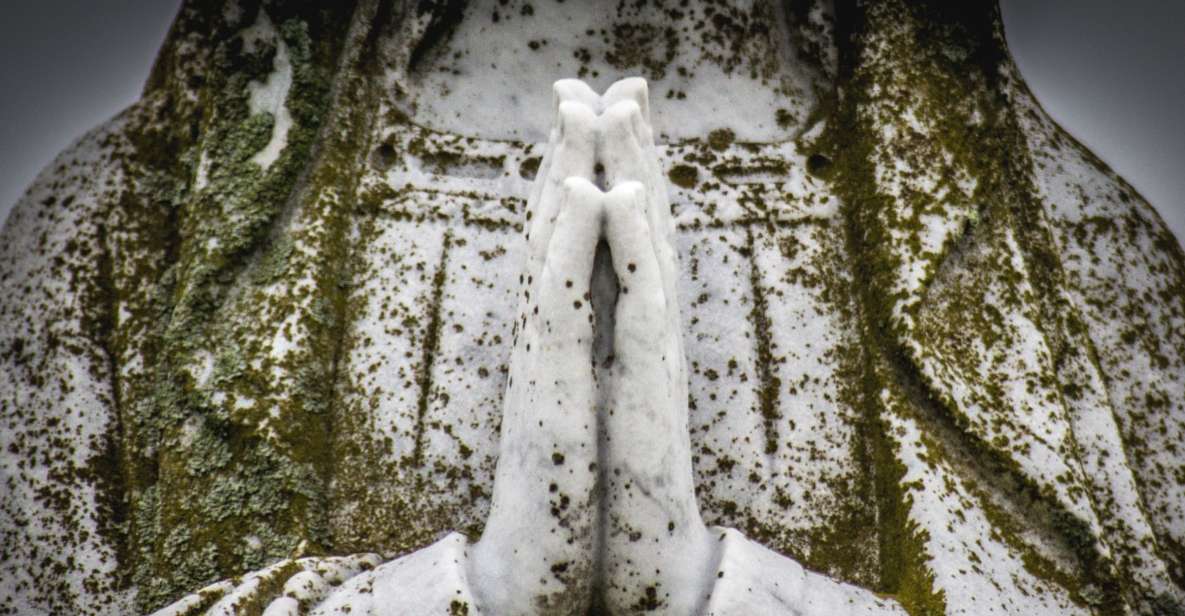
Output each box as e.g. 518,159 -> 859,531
1,1 -> 1183,243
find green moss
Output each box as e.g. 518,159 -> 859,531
775,108 -> 795,130
795,2 -> 1140,612
519,155 -> 541,180
744,229 -> 782,456
707,128 -> 735,152
411,230 -> 452,466
241,560 -> 304,615
866,365 -> 946,615
668,164 -> 699,189
604,22 -> 679,80
103,5 -> 367,609
806,153 -> 832,178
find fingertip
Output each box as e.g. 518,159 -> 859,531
604,77 -> 650,124
607,180 -> 646,204
602,100 -> 644,141
599,103 -> 649,186
552,79 -> 599,113
561,175 -> 599,198
604,182 -> 650,239
561,177 -> 609,225
557,101 -> 596,142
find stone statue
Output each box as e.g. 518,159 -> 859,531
2,1 -> 1184,614
150,77 -> 904,615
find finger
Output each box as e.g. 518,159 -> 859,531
473,180 -> 604,615
526,101 -> 597,268
598,99 -> 673,297
504,178 -> 602,486
603,185 -> 684,441
603,182 -> 667,358
527,80 -> 601,212
600,182 -> 713,615
506,178 -> 603,449
598,100 -> 679,307
508,99 -> 599,461
599,100 -> 650,188
553,78 -> 601,115
602,77 -> 651,133
535,177 -> 606,352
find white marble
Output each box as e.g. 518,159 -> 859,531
153,78 -> 903,616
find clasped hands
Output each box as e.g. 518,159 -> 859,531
469,78 -> 716,615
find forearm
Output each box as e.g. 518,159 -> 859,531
471,176 -> 606,614
599,179 -> 716,615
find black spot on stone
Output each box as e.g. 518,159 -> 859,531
806,153 -> 832,176
668,164 -> 698,189
371,143 -> 397,170
520,156 -> 541,180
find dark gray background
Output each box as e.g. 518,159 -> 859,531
2,1 -> 1182,243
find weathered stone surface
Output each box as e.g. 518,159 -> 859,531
1,1 -> 1183,614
